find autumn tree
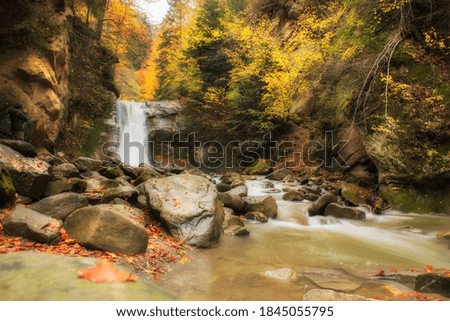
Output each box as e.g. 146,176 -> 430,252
155,0 -> 192,100
72,0 -> 109,40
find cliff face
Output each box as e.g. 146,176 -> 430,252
0,0 -> 70,149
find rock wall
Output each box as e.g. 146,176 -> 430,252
146,101 -> 187,143
0,0 -> 70,150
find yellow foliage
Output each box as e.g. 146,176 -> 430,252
380,73 -> 449,136
102,0 -> 151,58
424,28 -> 450,54
137,32 -> 162,101
376,0 -> 411,13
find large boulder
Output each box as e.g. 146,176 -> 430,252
266,168 -> 294,181
51,163 -> 80,179
0,165 -> 16,206
307,192 -> 337,216
218,192 -> 244,212
0,144 -> 51,199
120,165 -> 139,179
44,178 -> 87,197
99,166 -> 124,179
282,190 -> 305,201
100,186 -> 138,203
73,157 -> 101,172
85,176 -> 120,192
64,205 -> 149,255
0,139 -> 37,157
109,204 -> 147,227
36,149 -> 65,166
324,203 -> 366,220
30,193 -> 89,221
243,195 -> 278,218
146,101 -> 186,143
1,206 -> 62,244
335,116 -> 371,168
0,252 -> 176,300
144,174 -> 224,248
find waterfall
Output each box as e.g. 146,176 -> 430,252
115,100 -> 151,166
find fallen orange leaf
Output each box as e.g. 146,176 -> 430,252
425,265 -> 433,273
391,268 -> 398,273
78,261 -> 137,283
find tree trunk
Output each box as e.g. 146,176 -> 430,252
95,0 -> 108,41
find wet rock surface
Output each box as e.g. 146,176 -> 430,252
0,252 -> 176,300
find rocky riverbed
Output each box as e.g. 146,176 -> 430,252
1,141 -> 450,301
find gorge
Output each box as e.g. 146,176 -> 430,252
0,0 -> 449,302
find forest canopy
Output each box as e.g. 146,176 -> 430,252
136,0 -> 449,143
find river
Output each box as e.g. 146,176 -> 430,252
157,178 -> 450,300
111,101 -> 450,300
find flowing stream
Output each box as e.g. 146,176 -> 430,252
112,101 -> 449,300
115,101 -> 151,166
158,178 -> 450,300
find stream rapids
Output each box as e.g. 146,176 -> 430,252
157,178 -> 450,300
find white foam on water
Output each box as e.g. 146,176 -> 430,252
244,177 -> 450,267
116,101 -> 151,166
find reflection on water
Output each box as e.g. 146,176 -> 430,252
158,178 -> 450,300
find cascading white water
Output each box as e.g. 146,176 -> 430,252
159,177 -> 450,300
116,100 -> 151,166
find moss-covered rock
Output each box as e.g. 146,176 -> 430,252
0,252 -> 176,300
244,159 -> 272,175
0,165 -> 16,206
134,170 -> 161,186
381,185 -> 450,214
340,182 -> 370,206
99,166 -> 124,179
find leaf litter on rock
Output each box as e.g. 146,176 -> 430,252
0,209 -> 190,280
